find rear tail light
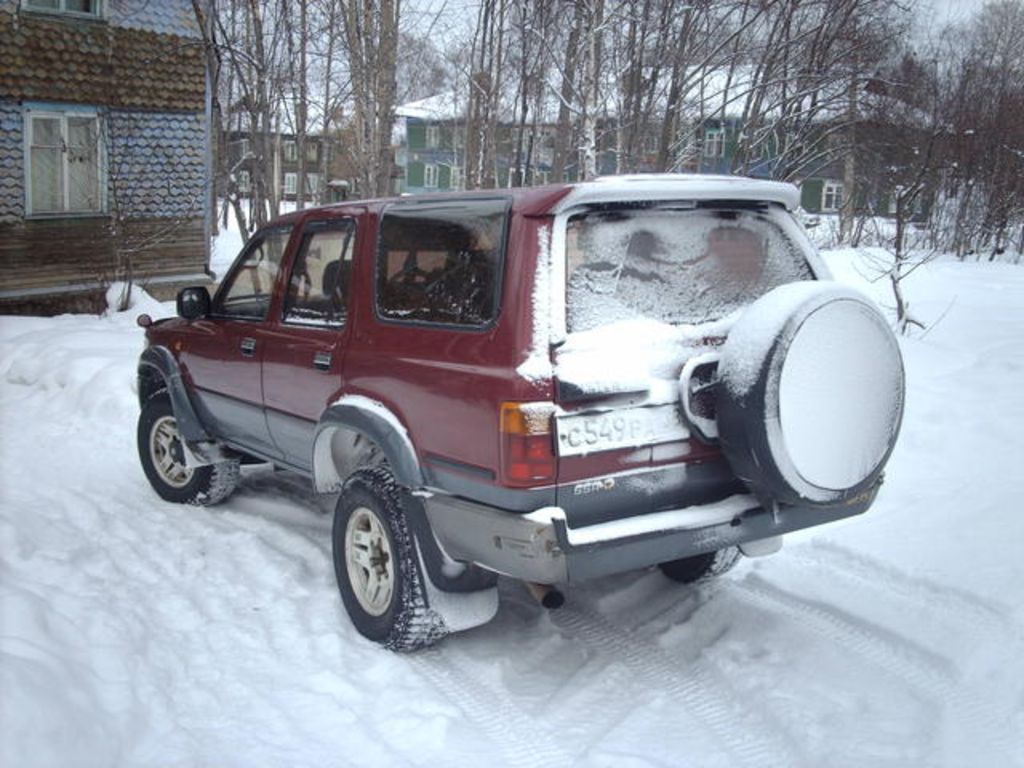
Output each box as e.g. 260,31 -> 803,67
500,402 -> 557,486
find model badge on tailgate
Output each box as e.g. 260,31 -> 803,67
573,478 -> 616,496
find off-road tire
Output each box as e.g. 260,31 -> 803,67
137,390 -> 240,506
332,467 -> 449,652
659,546 -> 741,584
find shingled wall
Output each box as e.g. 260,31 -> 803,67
0,100 -> 23,224
0,3 -> 210,311
108,111 -> 206,219
0,11 -> 205,112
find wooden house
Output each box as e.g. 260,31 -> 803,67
0,0 -> 211,313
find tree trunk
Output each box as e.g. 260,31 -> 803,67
295,0 -> 308,209
342,0 -> 401,198
840,71 -> 859,243
580,0 -> 604,181
552,1 -> 584,182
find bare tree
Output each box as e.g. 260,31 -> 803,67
464,0 -> 509,189
507,0 -> 554,186
283,0 -> 310,208
859,51 -> 948,332
551,0 -> 586,183
341,0 -> 401,197
938,1 -> 1024,259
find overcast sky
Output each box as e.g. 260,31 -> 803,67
929,0 -> 989,25
404,0 -> 995,46
913,0 -> 990,47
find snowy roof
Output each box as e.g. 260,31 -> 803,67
396,65 -> 849,128
553,174 -> 801,212
395,92 -> 465,121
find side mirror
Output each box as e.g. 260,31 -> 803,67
176,286 -> 210,320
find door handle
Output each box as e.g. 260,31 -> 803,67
240,337 -> 257,357
313,351 -> 332,371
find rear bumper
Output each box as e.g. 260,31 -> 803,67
424,486 -> 877,583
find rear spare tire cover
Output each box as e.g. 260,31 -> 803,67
715,282 -> 905,506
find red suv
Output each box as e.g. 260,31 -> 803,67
137,175 -> 905,650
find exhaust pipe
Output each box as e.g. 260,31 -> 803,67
525,582 -> 565,610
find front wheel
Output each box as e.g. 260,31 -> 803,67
659,547 -> 741,584
137,391 -> 239,505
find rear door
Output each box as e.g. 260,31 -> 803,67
553,204 -> 814,524
178,225 -> 293,458
262,216 -> 358,472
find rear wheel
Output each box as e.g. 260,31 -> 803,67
659,547 -> 740,584
332,468 -> 450,651
137,391 -> 239,505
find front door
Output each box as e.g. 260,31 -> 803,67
178,225 -> 294,459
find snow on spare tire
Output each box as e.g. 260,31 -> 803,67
714,282 -> 905,506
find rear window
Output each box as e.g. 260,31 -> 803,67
566,206 -> 814,332
376,199 -> 508,327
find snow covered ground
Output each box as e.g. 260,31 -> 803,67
2,251 -> 1023,767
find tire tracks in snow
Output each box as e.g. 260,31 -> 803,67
729,573 -> 1024,765
546,600 -> 804,768
408,649 -> 575,768
733,573 -> 956,692
789,539 -> 1014,633
782,539 -> 1024,763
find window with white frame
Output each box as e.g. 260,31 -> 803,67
448,164 -> 461,190
823,181 -> 844,212
305,173 -> 319,195
283,141 -> 297,162
424,163 -> 438,188
306,142 -> 318,162
888,185 -> 904,215
426,125 -> 440,148
236,169 -> 251,193
703,127 -> 726,158
284,172 -> 297,195
25,109 -> 104,216
23,0 -> 103,17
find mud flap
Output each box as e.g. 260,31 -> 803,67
415,543 -> 500,633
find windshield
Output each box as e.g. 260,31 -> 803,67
565,205 -> 814,332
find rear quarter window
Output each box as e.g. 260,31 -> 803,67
376,199 -> 508,328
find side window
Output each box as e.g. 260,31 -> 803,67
283,220 -> 355,326
214,227 -> 292,320
376,199 -> 508,327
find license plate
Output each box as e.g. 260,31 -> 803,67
555,404 -> 690,457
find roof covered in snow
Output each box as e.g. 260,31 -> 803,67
395,92 -> 465,121
553,175 -> 802,212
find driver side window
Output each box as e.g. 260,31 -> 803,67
215,226 -> 293,319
